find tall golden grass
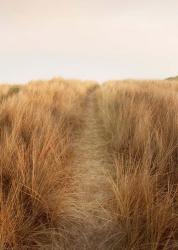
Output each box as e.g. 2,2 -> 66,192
0,79 -> 97,249
0,78 -> 177,249
95,81 -> 178,249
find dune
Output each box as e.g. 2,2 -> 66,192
0,78 -> 177,249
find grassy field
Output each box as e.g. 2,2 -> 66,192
0,78 -> 177,249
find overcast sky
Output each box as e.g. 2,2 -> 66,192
0,0 -> 178,83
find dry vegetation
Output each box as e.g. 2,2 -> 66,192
0,78 -> 177,249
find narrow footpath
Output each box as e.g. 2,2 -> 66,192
72,87 -> 112,249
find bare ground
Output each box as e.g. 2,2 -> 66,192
71,87 -> 112,249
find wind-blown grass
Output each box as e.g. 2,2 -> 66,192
95,82 -> 178,249
0,78 -> 177,249
0,79 -> 97,249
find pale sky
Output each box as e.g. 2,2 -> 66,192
0,0 -> 178,83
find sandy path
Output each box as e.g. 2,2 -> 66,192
72,88 -> 112,249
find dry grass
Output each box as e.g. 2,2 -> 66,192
0,85 -> 21,103
95,81 -> 178,249
0,78 -> 97,249
0,78 -> 178,249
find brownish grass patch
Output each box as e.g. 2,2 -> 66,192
95,82 -> 178,249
